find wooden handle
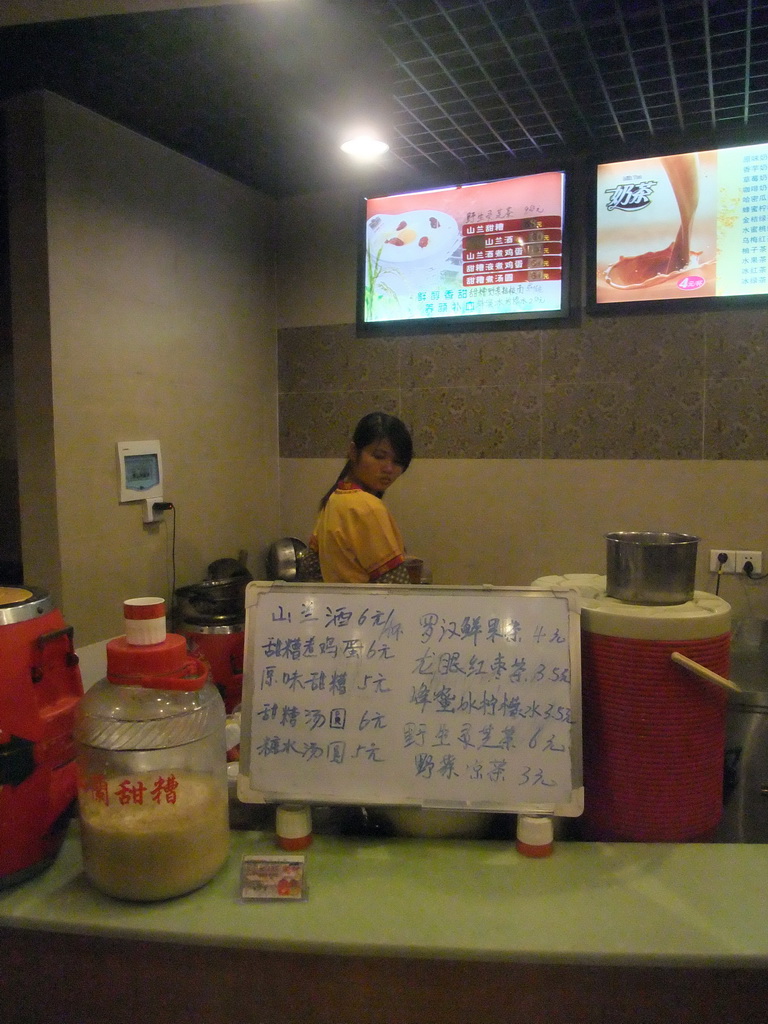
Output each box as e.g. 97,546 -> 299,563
670,651 -> 741,693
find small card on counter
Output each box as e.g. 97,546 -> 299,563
240,854 -> 307,901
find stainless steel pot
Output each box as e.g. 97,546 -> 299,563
605,531 -> 699,605
266,538 -> 308,581
174,581 -> 249,626
715,633 -> 768,842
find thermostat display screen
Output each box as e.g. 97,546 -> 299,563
117,439 -> 163,508
124,453 -> 160,491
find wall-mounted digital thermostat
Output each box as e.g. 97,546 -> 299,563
117,440 -> 164,523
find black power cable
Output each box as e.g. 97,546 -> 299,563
714,550 -> 728,595
742,560 -> 768,581
152,502 -> 177,613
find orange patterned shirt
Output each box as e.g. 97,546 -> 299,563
308,481 -> 405,583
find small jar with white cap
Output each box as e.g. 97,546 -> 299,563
276,803 -> 313,851
515,815 -> 554,858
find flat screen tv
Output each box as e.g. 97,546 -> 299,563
357,170 -> 569,333
590,140 -> 768,311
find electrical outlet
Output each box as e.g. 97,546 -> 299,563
709,549 -> 736,573
736,550 -> 763,574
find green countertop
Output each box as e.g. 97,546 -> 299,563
1,824 -> 767,968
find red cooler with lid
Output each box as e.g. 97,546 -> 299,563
0,585 -> 84,887
537,574 -> 730,842
175,568 -> 247,713
182,624 -> 244,713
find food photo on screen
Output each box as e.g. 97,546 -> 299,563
362,171 -> 566,325
594,141 -> 768,304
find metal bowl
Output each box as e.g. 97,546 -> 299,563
266,538 -> 308,581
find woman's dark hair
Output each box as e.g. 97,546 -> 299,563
319,412 -> 413,509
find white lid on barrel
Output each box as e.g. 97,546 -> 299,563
532,574 -> 731,641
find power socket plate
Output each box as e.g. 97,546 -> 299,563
736,550 -> 763,574
709,549 -> 736,573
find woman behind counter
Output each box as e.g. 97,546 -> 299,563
298,412 -> 413,584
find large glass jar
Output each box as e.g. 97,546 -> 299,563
74,611 -> 229,901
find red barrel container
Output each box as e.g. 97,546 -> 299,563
578,581 -> 731,841
181,623 -> 244,713
0,586 -> 84,887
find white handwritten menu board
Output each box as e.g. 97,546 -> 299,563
238,584 -> 583,816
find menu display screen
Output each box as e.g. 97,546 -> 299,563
593,141 -> 768,306
359,171 -> 567,330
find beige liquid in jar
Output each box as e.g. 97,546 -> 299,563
79,772 -> 229,901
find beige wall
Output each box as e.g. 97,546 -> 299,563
276,190 -> 768,630
6,92 -> 279,643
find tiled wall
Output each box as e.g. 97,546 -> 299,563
279,307 -> 768,460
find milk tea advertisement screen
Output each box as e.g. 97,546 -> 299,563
359,171 -> 567,331
593,141 -> 768,307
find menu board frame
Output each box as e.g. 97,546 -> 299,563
587,138 -> 768,315
238,581 -> 584,817
356,167 -> 573,335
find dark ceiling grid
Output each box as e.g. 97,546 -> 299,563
744,0 -> 753,121
380,0 -> 768,183
657,0 -> 685,133
701,0 -> 716,130
393,30 -> 495,163
382,0 -> 607,175
384,13 -> 500,167
519,0 -> 597,143
610,0 -> 653,136
439,3 -> 539,157
481,1 -> 565,147
3,1 -> 768,195
563,0 -> 624,143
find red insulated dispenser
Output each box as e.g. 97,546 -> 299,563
578,593 -> 730,842
74,598 -> 230,900
535,570 -> 731,842
0,586 -> 84,888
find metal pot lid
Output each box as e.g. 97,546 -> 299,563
178,610 -> 244,627
179,621 -> 244,634
207,557 -> 252,582
178,577 -> 245,593
176,577 -> 249,601
0,586 -> 54,626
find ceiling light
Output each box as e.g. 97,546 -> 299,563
340,134 -> 390,160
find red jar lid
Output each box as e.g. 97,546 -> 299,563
106,634 -> 208,690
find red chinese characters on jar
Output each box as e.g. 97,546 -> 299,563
79,771 -> 180,806
77,770 -> 230,900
